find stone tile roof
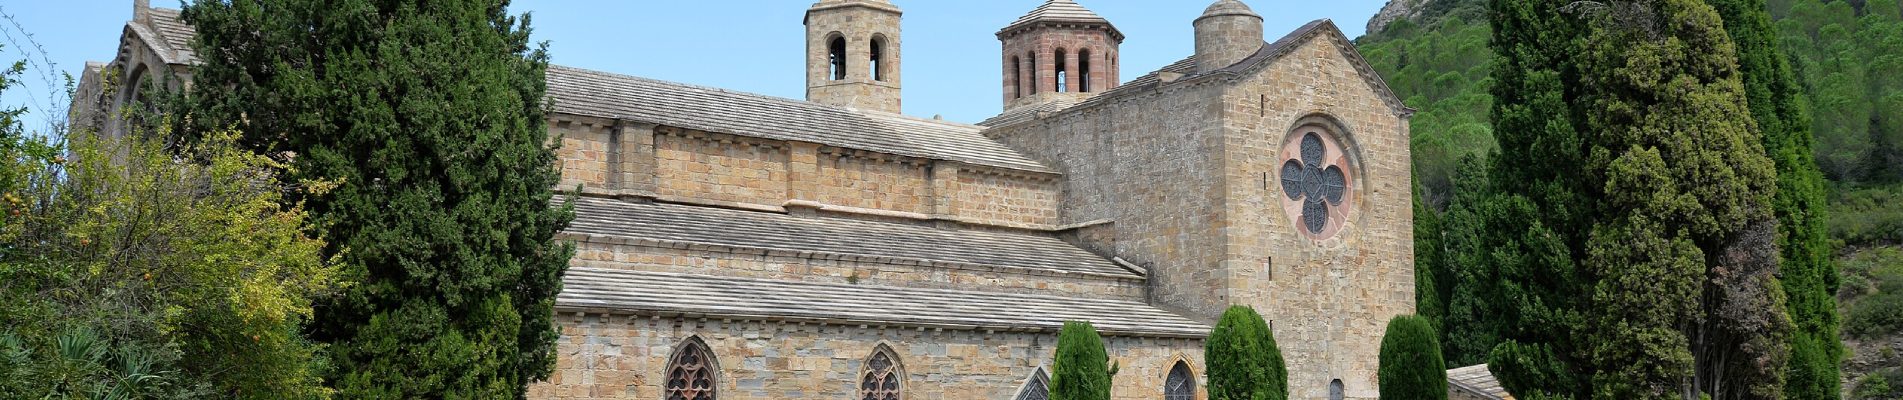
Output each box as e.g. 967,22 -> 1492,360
558,267 -> 1210,338
145,8 -> 194,56
1447,364 -> 1515,400
976,98 -> 1076,127
998,0 -> 1121,40
545,65 -> 1057,173
1006,0 -> 1109,27
565,197 -> 1139,279
1079,19 -> 1409,115
132,7 -> 196,65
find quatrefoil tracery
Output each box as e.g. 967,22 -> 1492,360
1280,132 -> 1347,235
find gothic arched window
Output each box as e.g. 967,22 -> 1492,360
1328,379 -> 1345,400
1015,369 -> 1051,400
859,345 -> 904,400
1164,360 -> 1195,400
829,35 -> 848,81
665,337 -> 719,400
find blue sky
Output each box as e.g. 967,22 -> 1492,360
1,0 -> 1388,130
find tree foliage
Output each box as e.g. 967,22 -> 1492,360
1378,315 -> 1447,400
1204,305 -> 1287,400
0,123 -> 336,398
1050,321 -> 1113,400
1709,0 -> 1843,397
175,0 -> 575,397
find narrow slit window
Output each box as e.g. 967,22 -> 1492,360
1011,56 -> 1023,99
1028,52 -> 1038,94
870,36 -> 886,82
1078,49 -> 1092,92
1054,48 -> 1068,93
829,36 -> 848,81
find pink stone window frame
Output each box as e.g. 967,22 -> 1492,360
1277,122 -> 1357,241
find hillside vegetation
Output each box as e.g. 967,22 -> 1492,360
1360,0 -> 1903,397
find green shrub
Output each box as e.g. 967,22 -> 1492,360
1843,248 -> 1903,338
1380,315 -> 1448,400
1828,184 -> 1903,247
1050,321 -> 1112,400
1205,305 -> 1287,400
1854,373 -> 1895,400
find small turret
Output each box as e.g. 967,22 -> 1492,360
1193,0 -> 1264,73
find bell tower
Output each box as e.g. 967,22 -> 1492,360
998,0 -> 1123,111
805,0 -> 902,113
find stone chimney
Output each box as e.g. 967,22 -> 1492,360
1193,0 -> 1264,74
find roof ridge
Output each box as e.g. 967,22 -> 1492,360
546,65 -> 977,130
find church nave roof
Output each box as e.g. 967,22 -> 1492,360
546,65 -> 1057,174
558,267 -> 1209,338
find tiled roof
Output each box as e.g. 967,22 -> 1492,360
976,98 -> 1076,127
558,267 -> 1210,338
133,7 -> 196,65
546,65 -> 1056,173
1006,0 -> 1109,27
999,0 -> 1120,39
1075,19 -> 1409,115
1447,364 -> 1515,400
565,197 -> 1138,279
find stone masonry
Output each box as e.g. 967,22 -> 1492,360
76,0 -> 1416,399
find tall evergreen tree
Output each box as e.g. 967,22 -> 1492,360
175,0 -> 574,397
1412,180 -> 1447,336
1379,315 -> 1448,400
1574,0 -> 1788,398
1050,321 -> 1113,400
1204,305 -> 1287,400
1709,0 -> 1843,397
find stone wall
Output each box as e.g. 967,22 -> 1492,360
529,313 -> 1206,400
1222,33 -> 1414,400
988,79 -> 1235,332
986,25 -> 1413,400
655,128 -> 789,206
549,116 -> 1064,230
563,235 -> 1147,299
814,149 -> 929,214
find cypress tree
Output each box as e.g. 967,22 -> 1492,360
175,0 -> 574,397
1050,321 -> 1112,400
1379,315 -> 1447,400
1575,0 -> 1788,397
1708,0 -> 1844,397
1204,305 -> 1287,400
1412,180 -> 1447,336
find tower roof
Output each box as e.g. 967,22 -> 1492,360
1199,0 -> 1261,20
998,0 -> 1121,40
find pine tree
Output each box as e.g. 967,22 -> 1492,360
1204,305 -> 1287,400
1574,0 -> 1788,397
1379,315 -> 1448,400
175,0 -> 574,397
1708,0 -> 1844,397
1050,321 -> 1112,400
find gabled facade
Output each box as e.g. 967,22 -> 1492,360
72,1 -> 1413,398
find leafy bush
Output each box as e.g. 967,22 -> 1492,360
1842,248 -> 1903,338
1829,183 -> 1903,247
1050,321 -> 1112,400
0,128 -> 335,398
1380,315 -> 1447,400
1853,370 -> 1898,400
1205,305 -> 1287,400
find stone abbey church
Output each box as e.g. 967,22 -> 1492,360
75,0 -> 1426,398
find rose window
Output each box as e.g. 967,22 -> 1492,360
1278,128 -> 1353,239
